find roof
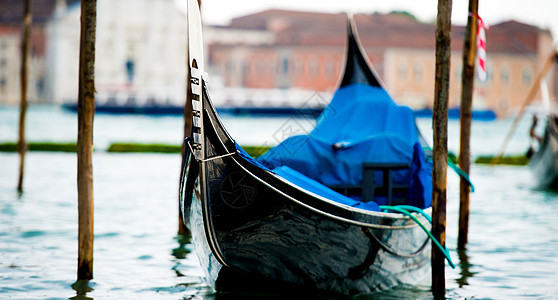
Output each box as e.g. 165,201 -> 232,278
486,20 -> 544,54
0,0 -> 80,25
227,9 -> 547,55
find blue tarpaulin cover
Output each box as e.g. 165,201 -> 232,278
256,83 -> 432,209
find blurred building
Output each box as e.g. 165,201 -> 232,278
210,10 -> 556,118
0,0 -> 279,106
0,27 -> 20,104
0,0 -> 79,104
45,0 -> 188,104
0,2 -> 556,118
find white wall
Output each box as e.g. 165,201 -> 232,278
45,0 -> 188,104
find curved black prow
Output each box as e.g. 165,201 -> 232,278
339,16 -> 431,151
339,16 -> 383,89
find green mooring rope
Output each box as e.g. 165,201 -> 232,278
448,160 -> 475,192
380,205 -> 456,269
424,146 -> 475,192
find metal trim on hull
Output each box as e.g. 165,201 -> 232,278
230,151 -> 432,258
189,85 -> 432,293
233,153 -> 428,230
187,157 -> 432,292
200,81 -> 430,229
186,0 -> 231,269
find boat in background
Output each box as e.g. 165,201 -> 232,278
61,87 -> 327,117
60,92 -> 496,120
413,107 -> 497,121
62,92 -> 498,121
529,114 -> 558,189
61,92 -> 184,115
528,64 -> 558,189
179,0 -> 453,294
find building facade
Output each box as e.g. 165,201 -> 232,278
45,0 -> 188,104
0,27 -> 20,104
209,10 -> 556,118
0,0 -> 79,104
0,26 -> 47,105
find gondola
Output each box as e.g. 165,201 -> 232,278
529,115 -> 558,189
180,0 -> 449,294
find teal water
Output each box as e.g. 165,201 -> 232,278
1,105 -> 558,299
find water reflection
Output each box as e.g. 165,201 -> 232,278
70,279 -> 94,300
211,283 -> 432,299
172,232 -> 192,259
172,233 -> 192,278
209,266 -> 365,300
455,249 -> 477,287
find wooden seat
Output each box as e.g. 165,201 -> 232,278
330,162 -> 410,205
361,162 -> 410,205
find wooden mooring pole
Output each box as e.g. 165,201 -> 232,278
76,0 -> 96,281
458,0 -> 479,250
433,0 -> 452,297
179,0 -> 202,235
17,0 -> 33,194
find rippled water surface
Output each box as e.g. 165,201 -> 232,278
1,105 -> 558,299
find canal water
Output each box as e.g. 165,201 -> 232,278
1,105 -> 557,299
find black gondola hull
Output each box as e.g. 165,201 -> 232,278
180,99 -> 431,294
180,5 -> 433,294
184,159 -> 431,294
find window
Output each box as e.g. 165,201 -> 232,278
295,62 -> 303,75
256,61 -> 266,74
501,67 -> 510,85
398,62 -> 407,79
499,98 -> 508,111
282,57 -> 289,75
325,61 -> 335,77
414,63 -> 423,81
308,59 -> 318,77
226,61 -> 235,73
125,59 -> 135,83
523,68 -> 532,86
0,77 -> 6,94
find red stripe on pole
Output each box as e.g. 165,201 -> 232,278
476,15 -> 488,81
